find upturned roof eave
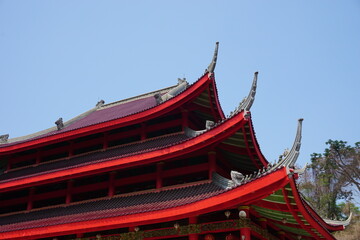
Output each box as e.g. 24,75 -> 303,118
239,72 -> 268,167
288,176 -> 339,239
302,192 -> 348,231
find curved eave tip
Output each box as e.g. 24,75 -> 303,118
254,71 -> 259,75
345,212 -> 353,226
206,42 -> 219,74
294,163 -> 307,174
298,118 -> 304,122
324,212 -> 352,227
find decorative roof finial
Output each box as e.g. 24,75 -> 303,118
96,100 -> 105,108
282,118 -> 303,168
177,78 -> 186,84
154,79 -> 189,104
205,120 -> 215,130
239,72 -> 258,112
206,42 -> 219,74
0,134 -> 9,143
55,118 -> 64,130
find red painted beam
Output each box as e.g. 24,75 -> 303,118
246,118 -> 268,167
206,86 -> 219,123
254,199 -> 295,212
217,143 -> 249,156
208,75 -> 225,120
282,187 -> 319,239
241,125 -> 260,169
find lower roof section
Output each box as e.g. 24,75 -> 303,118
0,167 -> 290,240
0,181 -> 225,233
0,166 -> 345,240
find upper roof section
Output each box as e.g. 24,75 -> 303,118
0,86 -> 173,146
0,43 -> 224,153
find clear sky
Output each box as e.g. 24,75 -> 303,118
1,1 -> 359,168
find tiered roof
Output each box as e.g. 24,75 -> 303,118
0,42 -> 350,240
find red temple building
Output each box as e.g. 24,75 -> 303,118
0,43 -> 351,240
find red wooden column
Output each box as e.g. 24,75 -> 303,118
129,226 -> 140,233
189,216 -> 199,240
66,180 -> 74,204
36,149 -> 41,165
27,187 -> 35,211
156,162 -> 164,189
208,151 -> 216,179
68,140 -> 74,158
258,218 -> 267,230
181,109 -> 189,130
141,123 -> 147,141
277,231 -> 286,240
76,233 -> 84,238
103,132 -> 109,150
6,160 -> 11,172
239,206 -> 251,240
108,171 -> 117,197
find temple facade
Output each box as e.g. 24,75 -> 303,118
0,43 -> 350,240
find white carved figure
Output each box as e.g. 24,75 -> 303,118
230,171 -> 245,186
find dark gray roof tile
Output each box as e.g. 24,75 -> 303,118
0,181 -> 226,232
0,133 -> 190,183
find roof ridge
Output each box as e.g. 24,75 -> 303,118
100,85 -> 176,110
0,84 -> 178,147
1,106 -> 99,145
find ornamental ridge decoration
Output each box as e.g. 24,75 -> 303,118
227,72 -> 258,119
213,119 -> 304,189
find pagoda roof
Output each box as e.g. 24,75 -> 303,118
0,166 -> 289,239
0,42 -> 350,239
0,163 -> 347,240
0,115 -> 349,239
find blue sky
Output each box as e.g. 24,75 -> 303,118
0,1 -> 359,169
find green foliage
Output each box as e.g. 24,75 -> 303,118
338,202 -> 360,216
299,140 -> 359,220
